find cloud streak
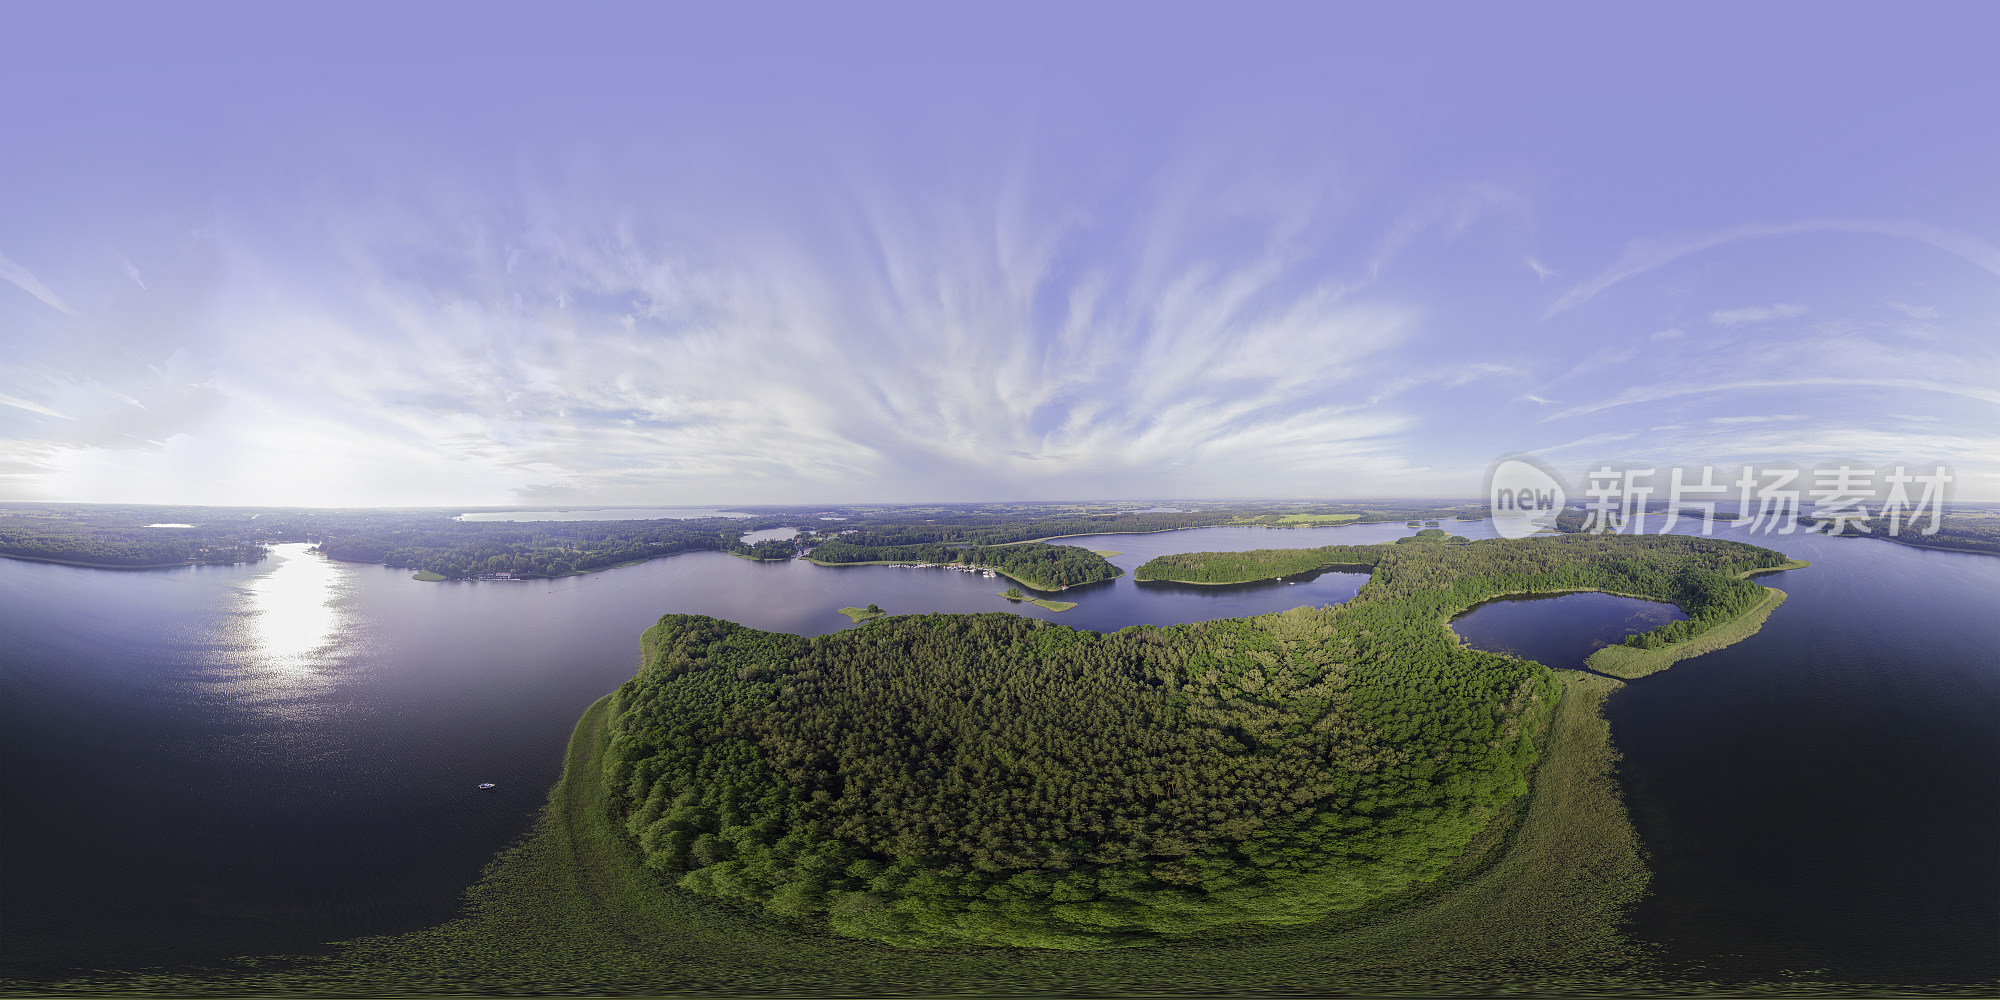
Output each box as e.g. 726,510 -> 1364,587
0,252 -> 78,316
0,392 -> 73,420
1708,303 -> 1806,326
1545,377 -> 2000,423
1542,219 -> 2000,320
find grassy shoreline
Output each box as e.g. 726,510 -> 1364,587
66,574 -> 1940,994
1742,558 -> 1812,577
1144,562 -> 1374,586
1443,576 -> 1798,681
75,663 -> 1659,994
1584,587 -> 1788,679
999,592 -> 1078,612
806,556 -> 1101,593
0,551 -> 206,570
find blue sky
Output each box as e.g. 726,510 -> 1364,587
2,2 -> 1995,506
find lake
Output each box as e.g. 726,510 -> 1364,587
1,518 -> 1994,985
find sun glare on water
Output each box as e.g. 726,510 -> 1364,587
244,544 -> 347,669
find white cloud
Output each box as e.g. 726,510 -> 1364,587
1535,431 -> 1636,454
0,392 -> 73,420
2,154 -> 1459,506
1545,377 -> 2000,423
1563,345 -> 1638,377
1650,327 -> 1686,341
1885,301 -> 1939,319
118,254 -> 147,291
1707,303 -> 1807,326
0,251 -> 78,316
1525,257 -> 1557,280
1542,218 -> 2000,320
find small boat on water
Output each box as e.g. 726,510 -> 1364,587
478,783 -> 496,790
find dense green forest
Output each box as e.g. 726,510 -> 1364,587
1802,513 -> 2000,555
0,499 -> 1499,580
316,520 -> 755,579
808,540 -> 1121,590
0,524 -> 267,567
598,533 -> 1787,950
1141,533 -> 1786,658
1133,545 -> 1380,584
730,538 -> 802,561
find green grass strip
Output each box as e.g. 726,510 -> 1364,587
1585,586 -> 1788,680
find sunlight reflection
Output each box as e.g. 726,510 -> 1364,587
245,544 -> 345,669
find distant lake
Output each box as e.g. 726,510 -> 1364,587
453,507 -> 752,522
1,518 -> 1994,986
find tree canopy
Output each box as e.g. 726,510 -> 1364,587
602,533 -> 1789,949
809,540 -> 1121,590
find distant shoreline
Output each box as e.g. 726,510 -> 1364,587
0,551 -> 201,571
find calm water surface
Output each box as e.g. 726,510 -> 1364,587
2,518 -> 1995,984
1449,523 -> 1999,983
1452,591 -> 1686,671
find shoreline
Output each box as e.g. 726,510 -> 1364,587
805,556 -> 1112,594
1136,561 -> 1376,586
97,649 -> 1652,991
1583,587 -> 1789,680
998,592 -> 1078,612
0,551 -> 223,571
1443,579 -> 1796,681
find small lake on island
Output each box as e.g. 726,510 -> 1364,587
1,518 -> 1994,986
1450,591 -> 1687,672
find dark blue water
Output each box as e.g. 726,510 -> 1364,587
1608,527 -> 2000,984
1452,590 -> 1686,672
1448,523 -> 2000,984
0,522 -> 1399,976
2,518 -> 1995,985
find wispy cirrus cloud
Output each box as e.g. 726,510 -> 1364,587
134,148 -> 1444,505
0,252 -> 78,316
1708,303 -> 1807,326
1545,376 -> 2000,423
1541,219 -> 2000,320
0,392 -> 73,420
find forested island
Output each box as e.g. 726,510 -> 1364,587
1798,512 -> 2000,556
0,499 -> 1498,582
0,525 -> 266,568
317,518 -> 760,578
808,539 -> 1120,590
595,533 -> 1793,950
33,526 -> 1836,993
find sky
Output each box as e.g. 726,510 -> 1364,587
2,2 -> 1996,507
